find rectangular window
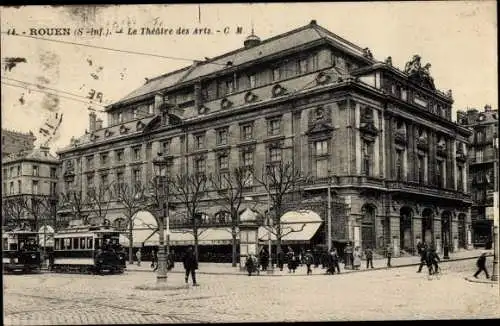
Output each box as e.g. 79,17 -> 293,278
401,89 -> 407,101
225,79 -> 235,94
316,159 -> 328,178
217,128 -> 228,145
312,53 -> 319,70
100,173 -> 109,189
475,149 -> 483,162
132,169 -> 141,185
218,155 -> 229,170
436,160 -> 443,188
132,146 -> 141,161
116,150 -> 124,162
268,118 -> 281,136
457,165 -> 464,191
87,174 -> 94,189
9,167 -> 14,178
298,58 -> 308,74
17,165 -> 21,177
116,171 -> 125,196
195,134 -> 205,149
242,124 -> 253,140
195,158 -> 206,175
396,150 -> 403,180
17,180 -> 21,194
269,147 -> 282,162
86,155 -> 94,169
315,140 -> 329,156
32,165 -> 39,176
418,155 -> 425,183
32,180 -> 39,194
248,74 -> 256,88
162,140 -> 170,154
73,238 -> 79,250
100,152 -> 109,165
50,167 -> 57,178
146,142 -> 152,160
9,182 -> 14,195
362,141 -> 373,176
50,182 -> 57,195
242,151 -> 253,167
272,67 -> 281,81
118,113 -> 124,123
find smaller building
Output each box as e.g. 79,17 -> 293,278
2,146 -> 60,231
1,129 -> 36,156
457,105 -> 499,247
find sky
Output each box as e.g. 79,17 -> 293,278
1,2 -> 497,153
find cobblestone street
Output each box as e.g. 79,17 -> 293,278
4,258 -> 499,324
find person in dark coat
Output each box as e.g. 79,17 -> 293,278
417,243 -> 428,273
245,254 -> 258,276
151,248 -> 157,269
303,250 -> 314,275
331,248 -> 341,274
259,248 -> 269,271
183,246 -> 198,286
473,253 -> 490,279
386,244 -> 393,267
167,250 -> 175,271
364,247 -> 374,269
424,247 -> 435,275
287,248 -> 297,273
277,248 -> 285,271
431,248 -> 440,274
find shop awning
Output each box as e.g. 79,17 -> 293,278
120,227 -> 236,247
257,210 -> 323,244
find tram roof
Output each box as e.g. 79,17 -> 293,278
55,225 -> 121,235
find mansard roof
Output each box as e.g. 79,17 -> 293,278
111,20 -> 374,108
2,147 -> 59,164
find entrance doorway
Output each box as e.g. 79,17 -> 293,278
458,213 -> 466,249
421,208 -> 434,245
400,207 -> 413,253
361,204 -> 376,250
441,211 -> 452,252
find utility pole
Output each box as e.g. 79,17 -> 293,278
266,165 -> 274,274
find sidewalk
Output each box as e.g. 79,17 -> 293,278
126,248 -> 493,276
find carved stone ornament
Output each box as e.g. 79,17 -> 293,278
315,71 -> 331,85
198,105 -> 209,115
244,91 -> 258,104
363,48 -> 373,59
221,98 -> 233,109
136,121 -> 145,131
119,124 -> 129,134
271,84 -> 288,97
104,129 -> 114,137
385,56 -> 393,66
404,54 -> 436,90
360,121 -> 379,137
90,133 -> 98,141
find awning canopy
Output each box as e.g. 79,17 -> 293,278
120,227 -> 236,247
258,210 -> 323,244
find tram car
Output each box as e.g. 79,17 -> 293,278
51,225 -> 126,274
2,230 -> 42,273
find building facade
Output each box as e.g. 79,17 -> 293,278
1,129 -> 36,156
57,20 -> 472,257
457,105 -> 498,247
1,146 -> 60,230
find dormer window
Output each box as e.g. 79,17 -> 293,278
298,58 -> 308,74
118,113 -> 124,123
272,66 -> 281,81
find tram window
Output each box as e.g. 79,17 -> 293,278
64,238 -> 71,250
19,241 -> 25,250
87,237 -> 93,249
80,238 -> 86,249
3,238 -> 7,250
55,238 -> 60,250
9,243 -> 18,251
73,238 -> 79,250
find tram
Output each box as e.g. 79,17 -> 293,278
51,224 -> 126,274
2,230 -> 42,273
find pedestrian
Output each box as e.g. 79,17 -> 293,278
417,243 -> 428,273
424,246 -> 435,276
353,247 -> 361,270
167,250 -> 175,271
331,248 -> 341,274
259,247 -> 269,271
431,248 -> 440,274
277,248 -> 285,271
136,248 -> 142,266
364,247 -> 374,269
245,254 -> 257,276
325,249 -> 334,275
287,248 -> 296,273
416,240 -> 424,256
304,249 -> 314,275
473,253 -> 490,279
183,246 -> 198,286
151,248 -> 157,269
386,243 -> 393,267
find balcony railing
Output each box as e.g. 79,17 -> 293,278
385,180 -> 471,201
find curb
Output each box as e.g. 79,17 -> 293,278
464,276 -> 498,284
125,254 -> 489,277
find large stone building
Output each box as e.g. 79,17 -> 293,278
2,146 -> 60,230
57,20 -> 472,258
457,105 -> 498,247
1,129 -> 37,156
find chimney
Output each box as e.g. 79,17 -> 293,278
154,92 -> 164,115
485,104 -> 492,112
96,118 -> 103,130
89,112 -> 97,132
40,146 -> 50,157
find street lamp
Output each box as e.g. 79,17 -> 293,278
152,152 -> 169,284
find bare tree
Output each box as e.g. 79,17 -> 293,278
59,190 -> 88,225
2,196 -> 28,229
168,172 -> 209,261
21,195 -> 53,231
86,183 -> 113,225
254,161 -> 309,257
115,182 -> 148,264
209,167 -> 251,267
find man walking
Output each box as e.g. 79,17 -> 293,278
473,253 -> 490,279
183,246 -> 198,286
365,247 -> 374,269
386,244 -> 393,267
331,248 -> 341,274
304,250 -> 314,275
135,248 -> 142,266
277,248 -> 285,271
417,243 -> 428,273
